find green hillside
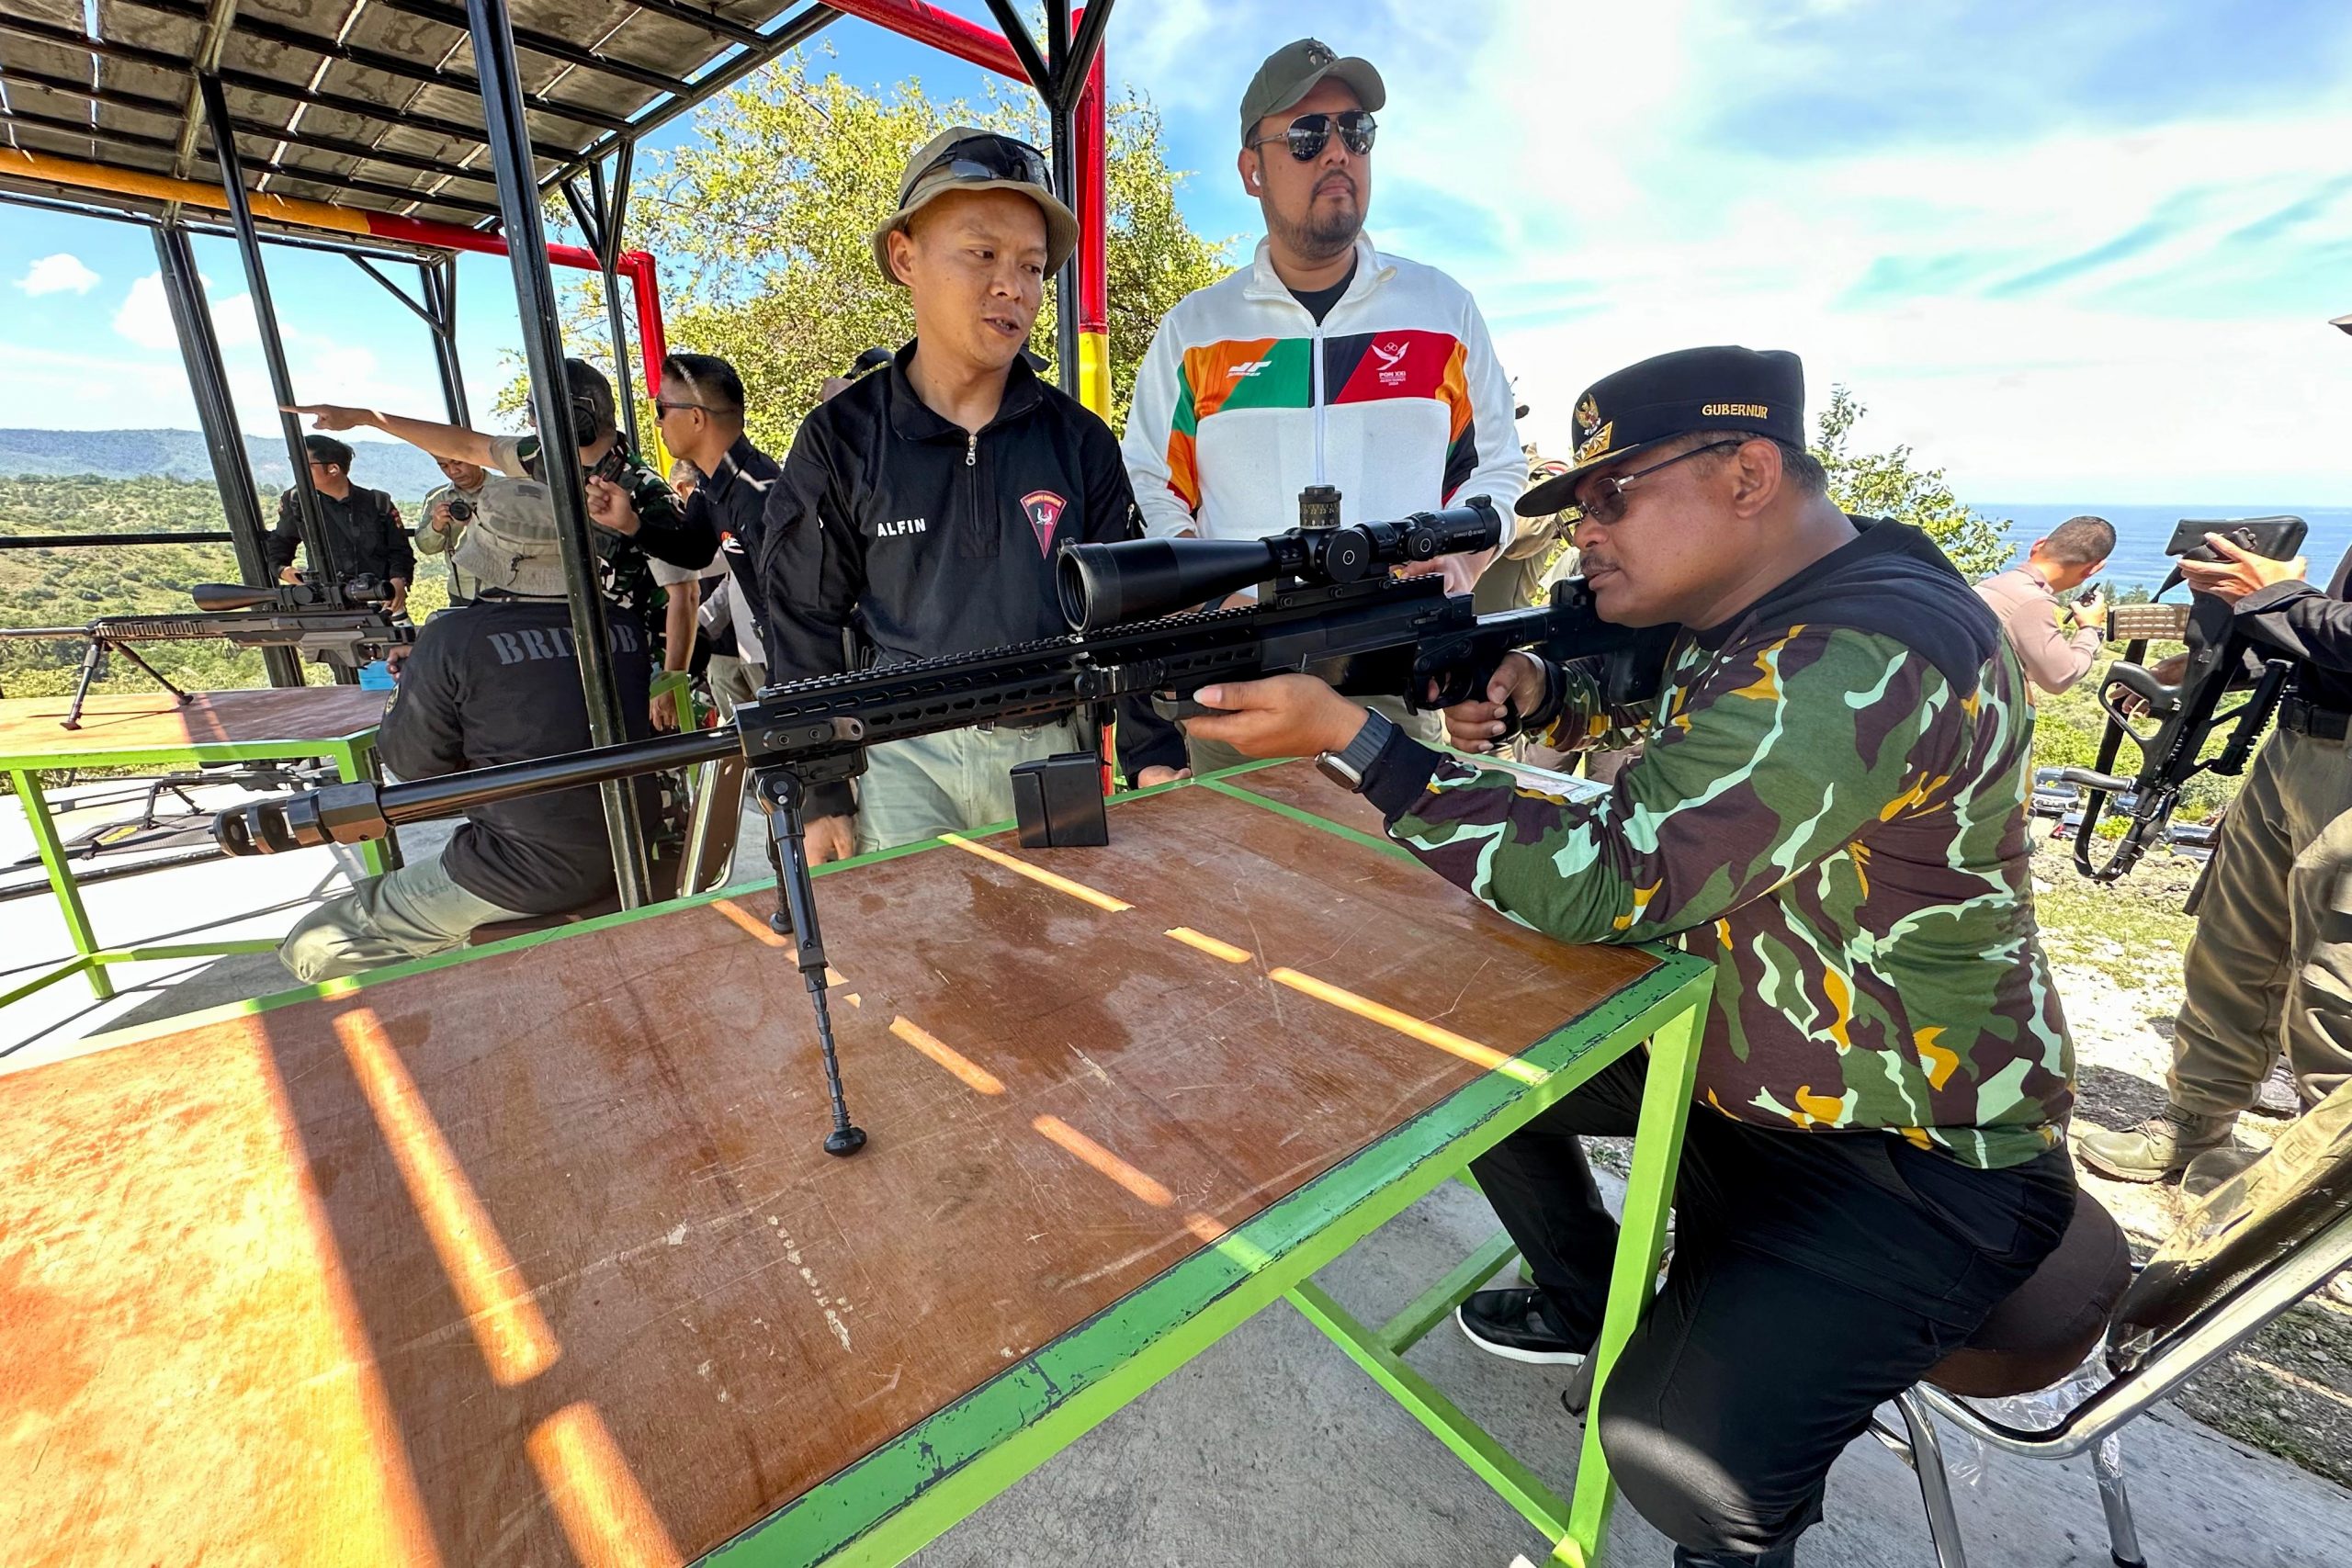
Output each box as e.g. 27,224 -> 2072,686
0,473 -> 448,702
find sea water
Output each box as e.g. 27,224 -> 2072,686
1991,503 -> 2352,592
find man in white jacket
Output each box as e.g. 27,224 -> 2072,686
1122,37 -> 1524,769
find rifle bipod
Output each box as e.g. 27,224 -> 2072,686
756,768 -> 866,1157
64,637 -> 192,731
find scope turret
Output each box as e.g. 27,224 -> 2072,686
1059,495 -> 1500,633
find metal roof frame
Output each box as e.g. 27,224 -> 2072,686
0,0 -> 1122,915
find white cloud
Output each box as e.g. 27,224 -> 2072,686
15,253 -> 100,297
1350,0 -> 2352,503
113,272 -> 262,353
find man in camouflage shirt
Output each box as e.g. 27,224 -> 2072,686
1185,346 -> 2077,1568
288,358 -> 715,648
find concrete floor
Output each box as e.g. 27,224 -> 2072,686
4,784 -> 2349,1566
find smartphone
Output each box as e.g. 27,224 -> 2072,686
2165,515 -> 2308,563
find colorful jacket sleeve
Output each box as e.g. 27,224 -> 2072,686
1446,288 -> 1524,538
1378,627 -> 1953,945
1119,310 -> 1204,540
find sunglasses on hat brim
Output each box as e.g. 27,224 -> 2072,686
902,134 -> 1055,206
1249,109 -> 1377,162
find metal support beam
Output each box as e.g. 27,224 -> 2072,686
979,0 -> 1054,104
424,258 -> 471,425
464,0 -> 651,909
0,58 -> 504,194
562,146 -> 640,452
196,73 -> 345,604
152,224 -> 306,691
0,12 -> 576,164
542,4 -> 839,198
124,0 -> 637,136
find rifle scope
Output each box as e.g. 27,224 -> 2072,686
1058,494 -> 1500,633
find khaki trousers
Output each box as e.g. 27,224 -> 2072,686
854,717 -> 1091,854
2170,728 -> 2352,1115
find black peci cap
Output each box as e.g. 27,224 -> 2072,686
1520,345 -> 1806,517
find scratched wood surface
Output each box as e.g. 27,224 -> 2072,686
0,771 -> 1657,1566
0,687 -> 390,761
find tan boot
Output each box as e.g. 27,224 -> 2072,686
2078,1105 -> 2237,1183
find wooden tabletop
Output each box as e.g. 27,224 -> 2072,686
0,768 -> 1658,1565
0,686 -> 390,762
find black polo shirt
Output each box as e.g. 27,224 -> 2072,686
266,485 -> 415,587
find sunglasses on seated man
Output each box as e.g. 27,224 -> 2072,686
1571,440 -> 1744,526
903,132 -> 1056,201
1249,108 -> 1377,162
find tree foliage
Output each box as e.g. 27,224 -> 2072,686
539,52 -> 1234,450
1810,384 -> 2013,580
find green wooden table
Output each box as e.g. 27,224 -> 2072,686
0,760 -> 1705,1567
0,684 -> 394,1008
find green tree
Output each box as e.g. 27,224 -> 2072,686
1810,384 -> 2013,580
537,52 -> 1233,449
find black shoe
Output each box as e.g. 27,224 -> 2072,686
1455,1287 -> 1589,1365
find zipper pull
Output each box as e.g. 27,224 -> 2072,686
966,432 -> 977,468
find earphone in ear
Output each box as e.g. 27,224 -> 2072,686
1250,172 -> 1261,190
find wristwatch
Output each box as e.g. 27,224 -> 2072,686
1316,708 -> 1396,793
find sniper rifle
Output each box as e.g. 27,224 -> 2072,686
0,577 -> 413,729
211,489 -> 1675,1157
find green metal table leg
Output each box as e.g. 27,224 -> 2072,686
333,739 -> 393,879
1555,993 -> 1707,1567
13,768 -> 111,1000
1289,1280 -> 1573,1544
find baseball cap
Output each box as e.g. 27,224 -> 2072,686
1519,346 -> 1807,518
870,127 -> 1079,286
451,474 -> 569,598
1239,39 -> 1385,145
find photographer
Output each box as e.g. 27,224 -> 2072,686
1177,346 -> 2075,1568
265,434 -> 413,614
415,453 -> 489,604
2082,533 -> 2352,1188
278,483 -> 656,978
1972,514 -> 2113,698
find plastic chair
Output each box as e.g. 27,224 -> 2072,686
1871,1088 -> 2352,1567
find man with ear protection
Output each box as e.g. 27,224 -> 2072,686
1120,37 -> 1525,773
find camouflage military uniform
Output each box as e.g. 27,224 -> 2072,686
1363,519 -> 2079,1563
1390,521 -> 2075,1165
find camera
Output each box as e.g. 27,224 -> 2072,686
445,498 -> 474,524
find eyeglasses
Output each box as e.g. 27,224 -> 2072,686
654,399 -> 721,418
1570,440 -> 1745,526
904,133 -> 1055,205
1250,109 -> 1377,162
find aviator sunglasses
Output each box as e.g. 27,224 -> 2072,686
1570,440 -> 1743,526
1249,108 -> 1377,162
903,133 -> 1056,202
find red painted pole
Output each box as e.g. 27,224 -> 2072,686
813,0 -> 1023,77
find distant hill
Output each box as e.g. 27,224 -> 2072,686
0,428 -> 450,502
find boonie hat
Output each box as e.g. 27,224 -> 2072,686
451,474 -> 568,598
1520,346 -> 1807,518
870,126 -> 1079,285
1239,39 -> 1385,144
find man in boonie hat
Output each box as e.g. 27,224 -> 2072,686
759,128 -> 1186,864
1173,344 -> 2081,1568
279,470 -> 659,980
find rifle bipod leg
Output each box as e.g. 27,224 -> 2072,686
756,770 -> 866,1157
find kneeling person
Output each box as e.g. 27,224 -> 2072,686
1182,347 -> 2077,1567
279,479 -> 657,981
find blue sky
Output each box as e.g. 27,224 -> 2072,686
5,0 -> 2350,503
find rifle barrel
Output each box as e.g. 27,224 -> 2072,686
0,626 -> 105,639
